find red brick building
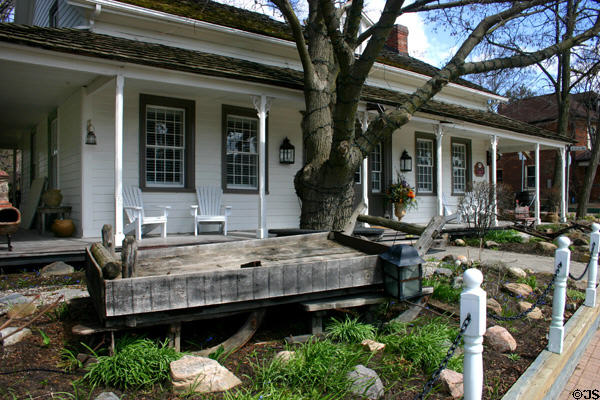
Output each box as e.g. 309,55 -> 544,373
497,92 -> 599,209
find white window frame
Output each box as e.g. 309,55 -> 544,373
416,136 -> 435,194
225,114 -> 259,190
370,143 -> 382,193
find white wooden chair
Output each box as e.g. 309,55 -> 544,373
123,186 -> 170,240
190,186 -> 232,236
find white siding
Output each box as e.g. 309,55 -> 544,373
32,0 -> 84,27
83,84 -> 302,237
57,90 -> 83,236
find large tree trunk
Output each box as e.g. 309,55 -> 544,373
576,117 -> 600,218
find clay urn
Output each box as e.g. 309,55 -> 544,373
51,219 -> 75,237
42,189 -> 63,207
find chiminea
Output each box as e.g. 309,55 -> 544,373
0,170 -> 21,251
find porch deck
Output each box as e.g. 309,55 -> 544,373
0,229 -> 252,268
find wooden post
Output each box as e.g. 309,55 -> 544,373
121,235 -> 137,278
548,236 -> 571,354
102,224 -> 116,257
90,242 -> 121,280
461,268 -> 486,400
586,223 -> 600,307
167,322 -> 181,352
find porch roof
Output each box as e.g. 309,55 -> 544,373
0,24 -> 569,144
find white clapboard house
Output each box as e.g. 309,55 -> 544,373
1,0 -> 571,240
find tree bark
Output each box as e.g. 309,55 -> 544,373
357,214 -> 425,235
576,116 -> 600,218
91,242 -> 121,280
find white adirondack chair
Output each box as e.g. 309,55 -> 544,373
123,186 -> 170,240
190,186 -> 232,236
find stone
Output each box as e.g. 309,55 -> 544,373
502,282 -> 533,298
1,327 -> 32,346
40,261 -> 75,277
361,339 -> 386,353
517,301 -> 543,320
487,298 -> 503,315
516,232 -> 531,243
507,266 -> 527,279
0,293 -> 29,305
536,242 -> 557,253
485,325 -> 517,353
452,276 -> 463,289
94,393 -> 120,400
273,350 -> 295,364
170,355 -> 242,394
423,261 -> 439,278
442,254 -> 456,263
439,369 -> 464,399
7,302 -> 36,319
347,364 -> 384,400
573,237 -> 589,246
77,353 -> 98,368
453,239 -> 466,247
525,268 -> 535,275
484,240 -> 499,249
456,255 -> 469,265
435,267 -> 453,277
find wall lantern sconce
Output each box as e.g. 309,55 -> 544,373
85,120 -> 97,145
400,150 -> 412,172
279,137 -> 295,164
380,244 -> 424,301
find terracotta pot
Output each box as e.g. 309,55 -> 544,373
394,202 -> 407,220
51,218 -> 75,237
43,189 -> 63,207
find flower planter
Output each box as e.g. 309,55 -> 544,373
51,218 -> 75,237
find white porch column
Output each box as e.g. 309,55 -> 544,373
535,143 -> 541,225
360,112 -> 369,217
114,75 -> 124,243
436,124 -> 444,216
561,146 -> 567,222
490,135 -> 498,227
253,95 -> 271,239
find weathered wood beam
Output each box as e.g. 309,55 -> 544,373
91,242 -> 121,280
357,214 -> 424,235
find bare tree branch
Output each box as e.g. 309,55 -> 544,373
318,0 -> 355,69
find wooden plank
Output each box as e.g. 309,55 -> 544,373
326,260 -> 340,290
268,266 -> 284,297
253,267 -> 269,299
297,264 -> 313,294
150,278 -> 170,311
283,264 -> 298,296
331,231 -> 389,255
413,216 -> 450,256
204,274 -> 221,305
186,275 -> 205,307
169,275 -> 188,309
312,263 -> 326,292
132,278 -> 152,314
357,214 -> 424,235
237,268 -> 254,302
301,294 -> 386,312
84,248 -> 106,320
106,279 -> 134,317
219,271 -> 238,303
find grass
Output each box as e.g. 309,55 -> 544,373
506,353 -> 521,361
325,316 -> 376,343
463,229 -> 524,247
83,336 -> 182,390
567,289 -> 585,301
517,275 -> 538,290
423,277 -> 462,304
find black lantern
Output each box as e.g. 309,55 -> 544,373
400,150 -> 412,172
279,137 -> 295,164
379,244 -> 424,301
85,120 -> 97,145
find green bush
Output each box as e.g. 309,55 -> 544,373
325,316 -> 376,343
483,229 -> 523,243
83,336 -> 182,390
423,277 -> 461,304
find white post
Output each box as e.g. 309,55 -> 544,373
461,268 -> 486,400
114,75 -> 124,243
585,223 -> 600,307
490,135 -> 498,227
534,143 -> 541,225
360,112 -> 369,220
252,95 -> 270,239
548,236 -> 571,354
436,124 -> 444,216
560,147 -> 567,223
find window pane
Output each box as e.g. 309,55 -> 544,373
417,139 -> 433,193
452,143 -> 466,194
527,165 -> 536,188
370,143 -> 382,192
226,115 -> 259,189
145,106 -> 185,187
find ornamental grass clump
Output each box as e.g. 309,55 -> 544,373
83,336 -> 182,390
325,316 -> 376,343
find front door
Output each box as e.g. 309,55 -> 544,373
353,139 -> 392,217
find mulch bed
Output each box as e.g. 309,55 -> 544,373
0,264 -> 586,399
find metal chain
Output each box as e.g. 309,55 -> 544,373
414,314 -> 471,400
488,262 -> 562,322
569,242 -> 595,281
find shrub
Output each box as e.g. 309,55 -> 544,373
83,336 -> 182,390
423,277 -> 461,304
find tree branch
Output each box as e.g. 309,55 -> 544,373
318,0 -> 355,69
344,0 -> 364,43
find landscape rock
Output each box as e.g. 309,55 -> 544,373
453,239 -> 466,247
455,255 -> 472,267
40,261 -> 75,277
517,301 -> 543,320
442,254 -> 456,263
7,302 -> 36,319
525,268 -> 535,275
435,267 -> 453,277
439,369 -> 464,399
170,355 -> 242,394
536,242 -> 557,252
485,325 -> 517,353
0,293 -> 29,305
573,237 -> 589,246
484,240 -> 499,249
516,232 -> 531,243
94,392 -> 120,400
487,298 -> 503,315
502,283 -> 533,298
361,339 -> 386,353
346,364 -> 384,400
0,327 -> 32,346
507,266 -> 527,279
452,276 -> 463,289
273,350 -> 296,364
423,261 -> 439,277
